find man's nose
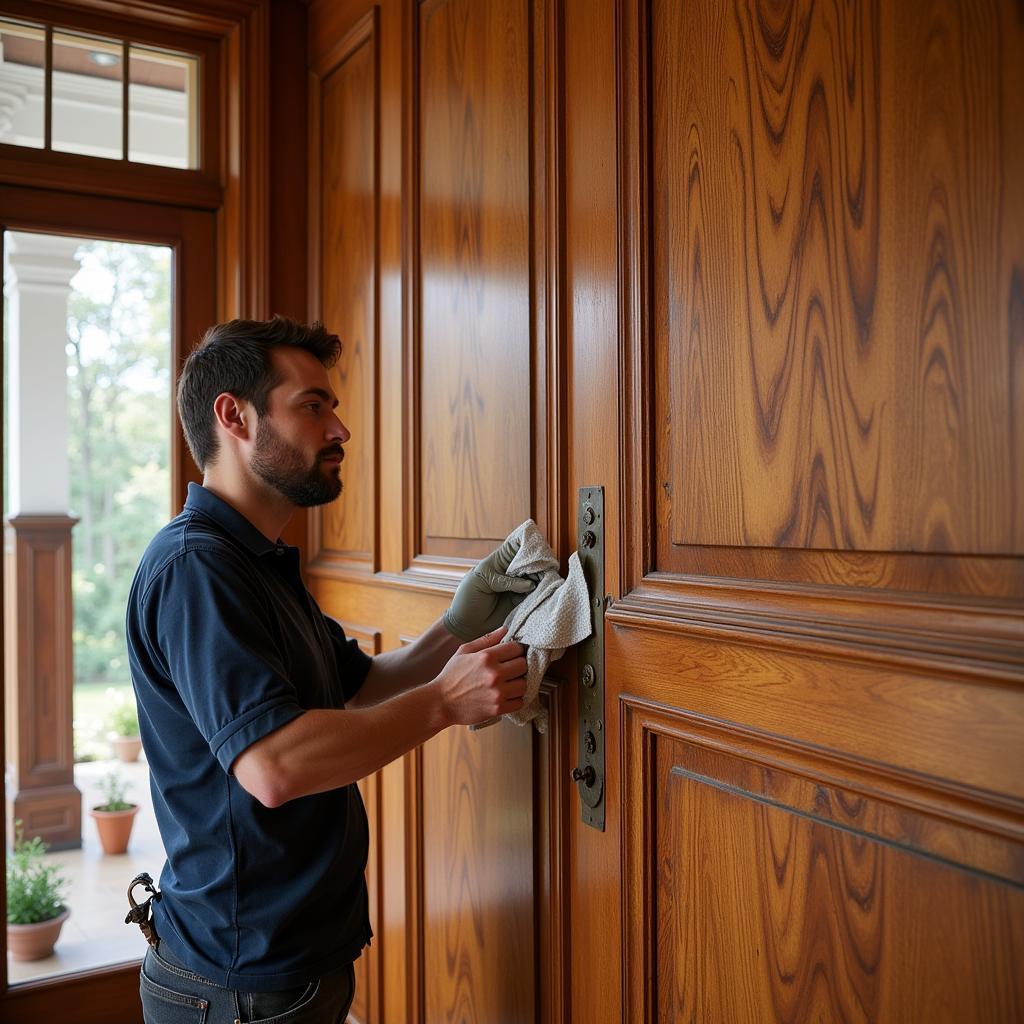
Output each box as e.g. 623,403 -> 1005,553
327,414 -> 350,444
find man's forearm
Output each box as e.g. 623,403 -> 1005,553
233,680 -> 450,806
347,615 -> 460,708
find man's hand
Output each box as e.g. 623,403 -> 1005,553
434,627 -> 527,726
443,536 -> 538,641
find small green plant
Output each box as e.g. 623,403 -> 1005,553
6,823 -> 69,925
106,688 -> 139,737
96,769 -> 134,812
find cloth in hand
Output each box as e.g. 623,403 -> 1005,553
472,519 -> 591,733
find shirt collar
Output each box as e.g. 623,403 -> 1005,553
184,482 -> 282,558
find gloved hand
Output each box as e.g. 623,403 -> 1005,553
443,535 -> 539,641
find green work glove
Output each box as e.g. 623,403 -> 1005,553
444,536 -> 538,641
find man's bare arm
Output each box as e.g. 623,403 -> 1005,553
233,628 -> 526,807
346,616 -> 461,709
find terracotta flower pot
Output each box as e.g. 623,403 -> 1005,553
90,804 -> 139,855
7,908 -> 70,961
111,735 -> 142,763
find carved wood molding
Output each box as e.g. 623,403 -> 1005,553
608,575 -> 1024,683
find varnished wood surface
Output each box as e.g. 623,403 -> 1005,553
319,21 -> 377,568
653,0 -> 1024,557
417,0 -> 532,554
423,721 -> 535,1024
562,0 -> 624,1018
646,728 -> 1024,1022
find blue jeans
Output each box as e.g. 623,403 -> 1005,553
139,943 -> 356,1024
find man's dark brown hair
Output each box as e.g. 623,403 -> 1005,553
177,316 -> 342,471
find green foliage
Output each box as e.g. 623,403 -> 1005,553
6,823 -> 69,925
66,241 -> 172,686
106,687 -> 139,737
95,769 -> 134,813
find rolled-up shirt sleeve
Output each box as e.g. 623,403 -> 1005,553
141,547 -> 305,773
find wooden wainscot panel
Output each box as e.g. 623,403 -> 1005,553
308,8 -> 379,578
623,698 -> 1024,1022
421,717 -> 535,1024
333,619 -> 381,1024
412,0 -> 533,568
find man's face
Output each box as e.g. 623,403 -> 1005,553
249,347 -> 350,508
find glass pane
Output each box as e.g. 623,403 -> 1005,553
51,31 -> 123,160
0,20 -> 45,149
4,232 -> 172,982
129,46 -> 197,169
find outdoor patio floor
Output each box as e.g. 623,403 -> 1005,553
8,757 -> 161,986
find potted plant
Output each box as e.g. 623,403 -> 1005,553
106,687 -> 142,763
90,768 -> 139,855
7,822 -> 70,961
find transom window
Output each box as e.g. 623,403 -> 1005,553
0,17 -> 199,169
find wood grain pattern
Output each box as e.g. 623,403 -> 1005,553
653,0 -> 1024,556
643,727 -> 1024,1022
417,0 -> 532,553
318,25 -> 377,568
609,617 -> 1024,804
422,720 -> 535,1024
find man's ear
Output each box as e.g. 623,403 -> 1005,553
212,392 -> 253,442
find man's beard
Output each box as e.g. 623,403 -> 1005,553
250,418 -> 343,507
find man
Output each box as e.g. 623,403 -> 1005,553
126,316 -> 534,1023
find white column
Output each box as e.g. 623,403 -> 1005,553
4,232 -> 81,515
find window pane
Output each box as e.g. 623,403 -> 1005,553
0,20 -> 45,149
129,46 -> 197,169
4,232 -> 172,982
52,31 -> 123,160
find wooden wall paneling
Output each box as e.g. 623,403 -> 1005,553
422,718 -> 535,1024
308,9 -> 380,576
648,0 -> 1024,594
406,0 -> 533,578
623,697 -> 1024,1021
563,0 -> 622,1018
336,618 -> 383,1024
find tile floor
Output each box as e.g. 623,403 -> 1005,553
8,756 -> 163,985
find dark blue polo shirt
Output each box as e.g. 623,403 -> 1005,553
126,483 -> 373,991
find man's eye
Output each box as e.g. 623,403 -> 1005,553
305,402 -> 320,412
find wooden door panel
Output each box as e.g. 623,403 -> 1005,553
653,0 -> 1024,558
316,16 -> 378,574
422,721 -> 535,1024
417,0 -> 532,560
624,706 -> 1024,1022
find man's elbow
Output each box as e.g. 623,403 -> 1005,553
232,747 -> 295,808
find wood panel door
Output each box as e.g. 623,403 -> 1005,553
564,0 -> 1024,1021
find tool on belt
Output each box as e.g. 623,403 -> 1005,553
125,872 -> 161,948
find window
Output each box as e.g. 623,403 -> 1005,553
0,17 -> 199,169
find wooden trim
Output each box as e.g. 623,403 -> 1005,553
219,1 -> 271,320
401,0 -> 420,574
1,962 -> 141,1023
608,574 -> 1024,683
616,0 -> 652,597
404,743 -> 425,1024
536,677 -> 570,1024
0,146 -> 222,208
